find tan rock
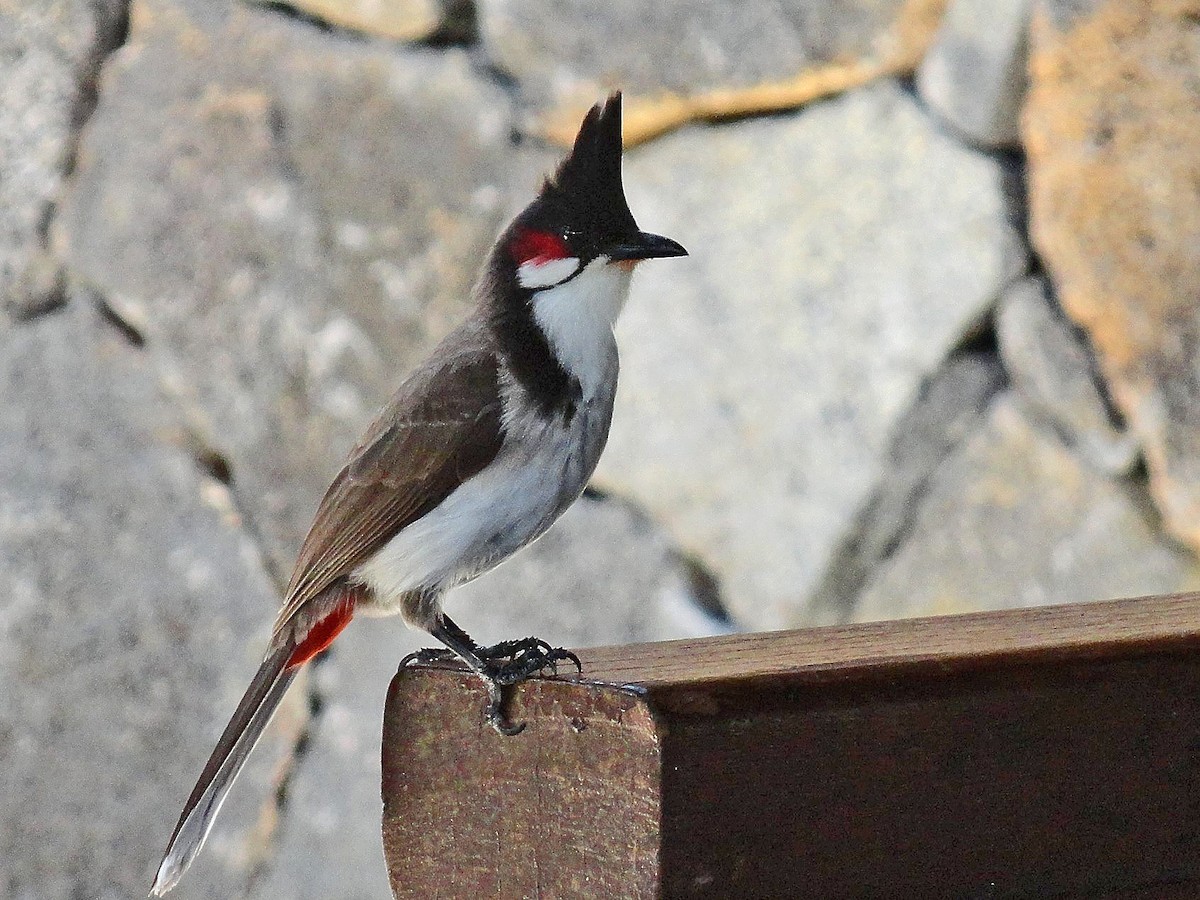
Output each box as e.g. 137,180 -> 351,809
1024,0 -> 1200,549
483,0 -> 950,147
250,0 -> 443,42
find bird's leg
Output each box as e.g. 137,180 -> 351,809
399,614 -> 581,735
423,614 -> 522,735
447,614 -> 581,682
395,610 -> 473,668
435,615 -> 581,679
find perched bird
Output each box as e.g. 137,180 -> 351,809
151,92 -> 687,895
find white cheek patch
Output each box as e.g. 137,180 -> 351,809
517,256 -> 580,289
530,256 -> 631,399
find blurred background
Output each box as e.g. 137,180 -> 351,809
3,0 -> 1198,896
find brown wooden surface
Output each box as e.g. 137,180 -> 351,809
382,593 -> 1200,898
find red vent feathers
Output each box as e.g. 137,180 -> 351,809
286,591 -> 357,670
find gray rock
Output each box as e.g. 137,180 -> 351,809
917,0 -> 1031,148
57,0 -> 526,574
597,79 -> 1027,630
808,351 -> 1006,625
0,0 -> 124,317
852,394 -> 1200,622
255,493 -> 727,900
997,275 -> 1137,473
0,299 -> 301,900
478,0 -> 912,112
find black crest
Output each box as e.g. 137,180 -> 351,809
538,92 -> 638,240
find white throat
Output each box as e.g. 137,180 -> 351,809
530,256 -> 631,398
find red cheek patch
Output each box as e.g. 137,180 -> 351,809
511,228 -> 570,266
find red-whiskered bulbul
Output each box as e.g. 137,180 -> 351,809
151,92 -> 686,895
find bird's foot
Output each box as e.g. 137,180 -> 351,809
476,644 -> 579,736
478,636 -> 555,660
403,621 -> 582,736
479,637 -> 582,682
484,640 -> 582,685
398,638 -> 580,680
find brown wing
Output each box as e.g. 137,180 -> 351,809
272,332 -> 505,636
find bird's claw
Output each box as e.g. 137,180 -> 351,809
478,636 -> 555,660
482,677 -> 526,736
398,646 -> 458,671
400,636 -> 581,736
478,640 -> 581,734
488,644 -> 581,685
481,637 -> 582,679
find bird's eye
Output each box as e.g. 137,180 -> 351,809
510,228 -> 570,266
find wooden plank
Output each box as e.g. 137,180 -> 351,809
382,671 -> 660,898
580,592 -> 1200,685
382,593 -> 1200,898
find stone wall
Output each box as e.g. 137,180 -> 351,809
2,0 -> 1197,896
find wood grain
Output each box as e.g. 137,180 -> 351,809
383,593 -> 1200,898
577,593 -> 1200,685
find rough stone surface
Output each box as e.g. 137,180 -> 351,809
479,0 -> 919,113
1024,0 -> 1200,549
58,0 -> 525,574
853,394 -> 1200,622
0,0 -> 125,317
808,351 -> 1005,625
0,299 -> 302,900
997,275 -> 1137,473
257,494 -> 727,900
917,0 -> 1030,147
529,0 -> 952,149
598,79 -> 1027,629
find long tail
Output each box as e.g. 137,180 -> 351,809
150,642 -> 296,896
151,591 -> 356,896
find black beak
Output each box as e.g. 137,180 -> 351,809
606,231 -> 688,261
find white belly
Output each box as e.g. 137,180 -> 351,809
351,384 -> 614,623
